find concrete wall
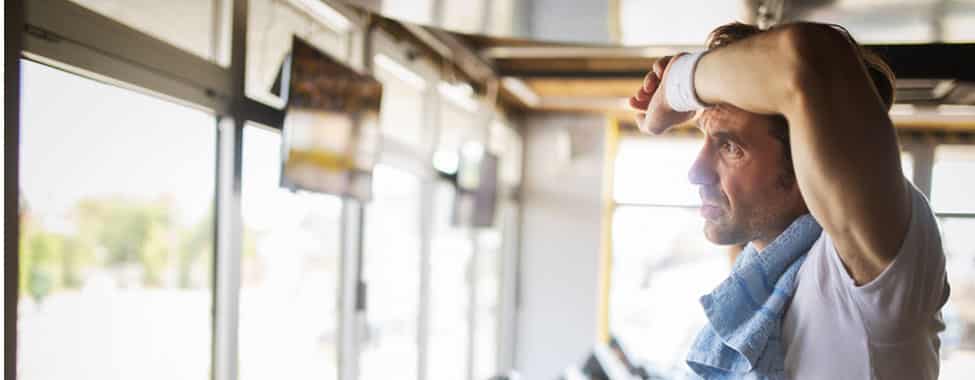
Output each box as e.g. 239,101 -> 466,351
515,113 -> 607,379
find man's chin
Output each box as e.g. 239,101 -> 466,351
703,221 -> 748,246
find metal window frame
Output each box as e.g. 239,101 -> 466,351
5,1 -> 26,379
13,2 -> 523,380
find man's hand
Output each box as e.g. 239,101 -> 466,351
628,54 -> 696,134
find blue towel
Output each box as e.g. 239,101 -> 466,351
686,214 -> 823,379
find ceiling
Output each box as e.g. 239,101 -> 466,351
339,0 -> 975,130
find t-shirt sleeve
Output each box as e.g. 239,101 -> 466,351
826,180 -> 948,342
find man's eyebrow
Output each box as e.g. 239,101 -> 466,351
709,130 -> 746,146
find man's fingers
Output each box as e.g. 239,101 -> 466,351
629,95 -> 650,111
642,72 -> 659,93
652,56 -> 672,78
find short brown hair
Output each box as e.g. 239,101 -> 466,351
706,22 -> 896,109
704,22 -> 896,183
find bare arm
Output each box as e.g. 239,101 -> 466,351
638,23 -> 910,284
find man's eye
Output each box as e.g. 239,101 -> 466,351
721,142 -> 742,156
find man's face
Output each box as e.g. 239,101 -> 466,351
689,106 -> 805,248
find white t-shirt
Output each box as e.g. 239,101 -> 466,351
783,182 -> 949,379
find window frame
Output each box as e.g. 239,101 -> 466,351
12,1 -> 520,380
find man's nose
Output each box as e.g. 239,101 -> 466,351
688,146 -> 718,185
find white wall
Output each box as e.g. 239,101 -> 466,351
516,113 -> 607,379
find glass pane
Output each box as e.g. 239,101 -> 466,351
938,217 -> 975,379
901,151 -> 914,183
374,55 -> 429,152
609,206 -> 726,377
18,60 -> 215,380
69,0 -> 217,61
473,227 -> 503,380
247,0 -> 349,107
614,138 -> 701,206
488,121 -> 523,189
361,164 -> 422,380
239,125 -> 342,380
438,102 -> 480,152
426,183 -> 472,380
932,145 -> 975,213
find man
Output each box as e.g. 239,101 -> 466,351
630,22 -> 949,379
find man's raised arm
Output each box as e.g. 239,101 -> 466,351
645,23 -> 910,284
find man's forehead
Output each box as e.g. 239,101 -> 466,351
695,106 -> 745,133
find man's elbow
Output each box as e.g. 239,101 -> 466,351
775,23 -> 862,105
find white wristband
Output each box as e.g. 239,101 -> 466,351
664,51 -> 709,112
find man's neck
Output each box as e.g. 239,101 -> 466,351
751,240 -> 769,252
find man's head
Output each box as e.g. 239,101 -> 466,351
690,22 -> 896,248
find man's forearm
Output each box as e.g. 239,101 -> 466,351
693,24 -> 818,118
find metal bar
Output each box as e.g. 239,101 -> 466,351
467,228 -> 479,380
417,181 -> 434,380
212,1 -> 249,380
935,213 -> 975,218
338,200 -> 363,380
212,118 -> 244,380
25,0 -> 232,105
497,204 -> 520,374
5,0 -> 25,378
23,0 -> 284,124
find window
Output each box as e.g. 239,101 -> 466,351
901,151 -> 914,182
931,144 -> 975,379
18,60 -> 215,380
473,227 -> 503,380
360,164 -> 423,380
609,137 -> 725,377
932,145 -> 975,214
426,183 -> 473,380
68,0 -> 222,62
613,138 -> 701,206
238,125 -> 343,380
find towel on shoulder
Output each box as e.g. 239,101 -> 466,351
686,214 -> 822,379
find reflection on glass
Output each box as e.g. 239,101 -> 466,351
932,145 -> 975,213
69,0 -> 217,61
18,61 -> 215,380
360,164 -> 422,380
427,183 -> 472,380
614,138 -> 701,206
609,207 -> 725,377
239,125 -> 342,380
938,217 -> 975,379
